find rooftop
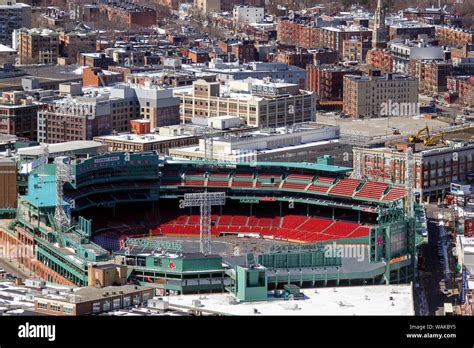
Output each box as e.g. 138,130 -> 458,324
18,141 -> 106,157
164,284 -> 414,315
36,285 -> 152,304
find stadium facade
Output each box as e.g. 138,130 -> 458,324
3,152 -> 421,301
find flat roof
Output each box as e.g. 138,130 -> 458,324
164,284 -> 414,315
0,44 -> 16,53
95,133 -> 195,144
36,285 -> 152,304
167,158 -> 352,173
18,141 -> 105,156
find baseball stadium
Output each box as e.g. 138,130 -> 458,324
8,152 -> 418,301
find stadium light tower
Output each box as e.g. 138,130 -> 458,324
183,192 -> 225,255
183,127 -> 226,256
38,144 -> 49,185
54,157 -> 72,238
405,146 -> 415,219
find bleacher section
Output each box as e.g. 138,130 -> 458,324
355,181 -> 390,201
328,178 -> 361,197
159,211 -> 371,244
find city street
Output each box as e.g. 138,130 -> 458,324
416,210 -> 457,315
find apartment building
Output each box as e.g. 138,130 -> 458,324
366,49 -> 394,73
435,26 -> 474,48
204,60 -> 306,89
388,22 -> 435,41
59,28 -> 97,64
414,60 -> 454,95
388,39 -> 443,74
0,91 -> 38,140
174,78 -> 316,128
99,1 -> 156,28
343,70 -> 418,118
194,0 -> 220,14
233,5 -> 264,26
18,27 -> 59,64
37,95 -> 112,143
342,38 -> 371,62
0,0 -> 31,46
447,76 -> 474,107
306,64 -> 362,101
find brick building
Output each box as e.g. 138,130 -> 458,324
414,60 -> 453,95
343,38 -> 372,62
306,64 -> 362,101
0,157 -> 16,211
80,53 -> 115,70
447,76 -> 474,107
82,67 -> 124,87
0,91 -> 38,140
37,95 -> 112,144
18,27 -> 59,64
99,1 -> 156,28
276,19 -> 320,49
34,284 -> 154,316
59,27 -> 97,64
353,142 -> 474,201
366,49 -> 394,73
343,71 -> 418,118
435,26 -> 474,48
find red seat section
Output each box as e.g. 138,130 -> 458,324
323,221 -> 359,237
286,174 -> 313,182
382,187 -> 406,201
158,211 -> 371,243
329,179 -> 361,197
299,218 -> 333,233
308,184 -> 330,193
207,181 -> 228,187
355,181 -> 390,201
281,215 -> 308,229
282,182 -> 307,190
315,176 -> 335,184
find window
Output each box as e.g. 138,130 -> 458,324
38,302 -> 48,310
63,306 -> 73,314
133,294 -> 140,305
113,298 -> 121,309
123,296 -> 131,307
92,302 -> 100,313
103,300 -> 110,311
50,304 -> 61,312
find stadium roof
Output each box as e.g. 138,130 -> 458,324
18,141 -> 106,157
166,158 -> 352,173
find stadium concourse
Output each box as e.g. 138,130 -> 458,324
9,152 -> 416,298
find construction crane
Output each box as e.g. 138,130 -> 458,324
182,128 -> 226,256
407,126 -> 430,143
423,133 -> 445,146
